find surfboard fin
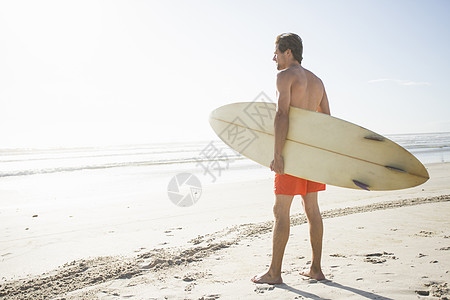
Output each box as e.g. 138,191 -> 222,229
353,180 -> 370,191
364,134 -> 385,141
385,166 -> 406,173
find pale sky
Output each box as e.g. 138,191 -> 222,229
1,0 -> 449,148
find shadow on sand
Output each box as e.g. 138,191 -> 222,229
276,280 -> 394,300
275,283 -> 327,300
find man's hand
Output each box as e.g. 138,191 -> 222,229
270,154 -> 285,175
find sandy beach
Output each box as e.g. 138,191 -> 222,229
1,162 -> 449,299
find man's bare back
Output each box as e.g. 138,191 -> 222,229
278,66 -> 330,114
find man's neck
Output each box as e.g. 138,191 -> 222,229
287,61 -> 301,69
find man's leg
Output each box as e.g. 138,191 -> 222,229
251,194 -> 294,284
300,192 -> 325,280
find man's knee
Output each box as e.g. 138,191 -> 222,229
273,195 -> 293,219
273,204 -> 288,219
301,193 -> 320,215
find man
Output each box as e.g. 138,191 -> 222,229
251,33 -> 330,285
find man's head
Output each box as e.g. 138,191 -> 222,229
273,33 -> 303,70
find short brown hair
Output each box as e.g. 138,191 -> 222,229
275,33 -> 303,64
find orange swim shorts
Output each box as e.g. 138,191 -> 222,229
274,173 -> 326,195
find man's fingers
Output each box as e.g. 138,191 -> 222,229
277,165 -> 284,175
271,158 -> 285,174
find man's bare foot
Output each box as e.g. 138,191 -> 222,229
299,268 -> 326,281
251,271 -> 283,285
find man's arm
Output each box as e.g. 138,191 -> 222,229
318,88 -> 331,115
270,71 -> 292,175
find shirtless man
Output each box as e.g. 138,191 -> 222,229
251,33 -> 331,285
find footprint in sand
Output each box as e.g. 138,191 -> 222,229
415,290 -> 430,296
199,295 -> 220,300
254,285 -> 275,294
415,230 -> 438,237
184,282 -> 196,291
363,252 -> 396,264
416,281 -> 450,299
330,253 -> 347,258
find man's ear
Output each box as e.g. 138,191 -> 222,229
285,49 -> 292,57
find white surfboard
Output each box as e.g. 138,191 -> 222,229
209,102 -> 429,191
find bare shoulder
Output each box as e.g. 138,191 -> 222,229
303,68 -> 324,86
276,68 -> 295,81
276,69 -> 296,91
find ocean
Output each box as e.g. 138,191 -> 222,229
0,132 -> 449,179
